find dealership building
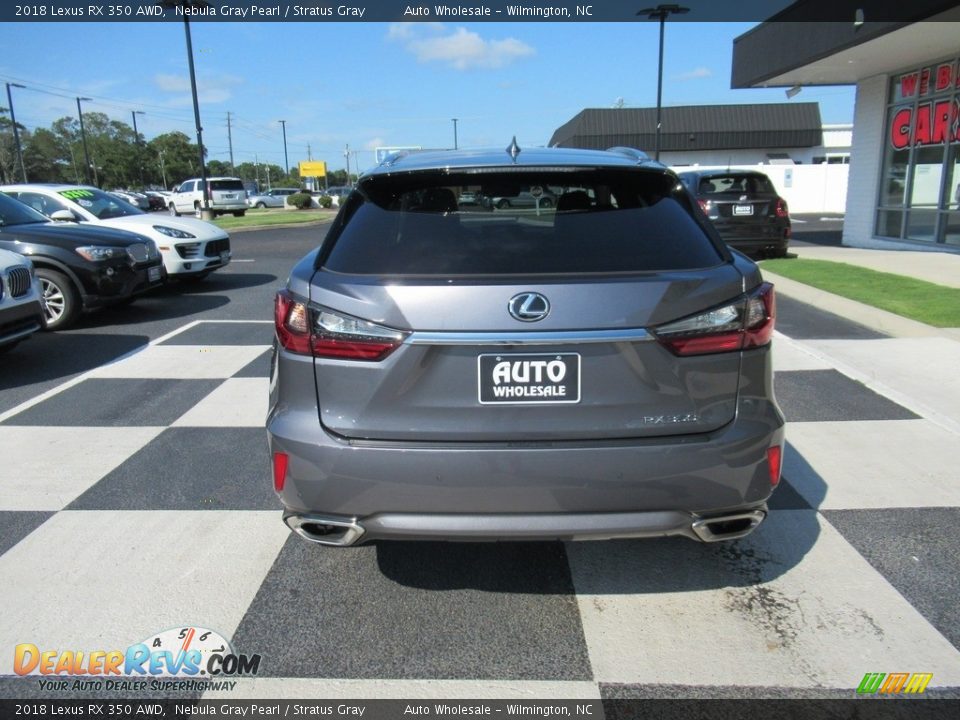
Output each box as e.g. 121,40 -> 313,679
732,0 -> 960,250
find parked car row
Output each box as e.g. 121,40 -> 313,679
0,186 -> 231,341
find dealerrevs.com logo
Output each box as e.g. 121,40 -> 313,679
14,626 -> 260,692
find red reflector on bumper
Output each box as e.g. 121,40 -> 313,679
767,446 -> 782,486
273,452 -> 289,492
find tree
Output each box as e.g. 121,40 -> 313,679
23,128 -> 71,183
147,132 -> 202,189
0,106 -> 29,184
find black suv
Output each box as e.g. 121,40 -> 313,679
677,170 -> 791,258
0,192 -> 163,330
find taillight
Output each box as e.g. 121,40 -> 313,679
274,289 -> 407,361
653,283 -> 775,356
697,198 -> 711,214
775,197 -> 789,218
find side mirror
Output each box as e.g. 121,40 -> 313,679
50,210 -> 77,222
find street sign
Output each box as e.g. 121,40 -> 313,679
299,160 -> 327,177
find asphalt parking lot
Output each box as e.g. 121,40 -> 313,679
1,220 -> 958,701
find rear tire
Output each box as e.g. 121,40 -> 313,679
37,268 -> 80,331
255,202 -> 266,209
497,199 -> 510,209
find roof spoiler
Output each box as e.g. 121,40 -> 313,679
605,146 -> 665,168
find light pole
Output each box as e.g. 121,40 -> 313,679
637,4 -> 689,161
76,96 -> 93,185
5,82 -> 27,182
161,0 -> 211,216
131,110 -> 145,187
278,120 -> 289,177
452,118 -> 458,149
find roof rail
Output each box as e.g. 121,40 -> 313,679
605,146 -> 651,163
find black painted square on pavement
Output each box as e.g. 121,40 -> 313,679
824,507 -> 960,652
233,349 -> 272,378
159,321 -> 273,346
0,511 -> 53,559
1,379 -> 222,427
66,427 -> 276,511
775,296 -> 888,340
231,537 -> 593,680
775,370 -> 919,422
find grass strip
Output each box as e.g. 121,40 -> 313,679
211,209 -> 335,230
760,258 -> 960,327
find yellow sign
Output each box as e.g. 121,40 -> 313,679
299,161 -> 327,177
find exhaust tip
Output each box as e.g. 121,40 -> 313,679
285,514 -> 365,546
691,510 -> 765,542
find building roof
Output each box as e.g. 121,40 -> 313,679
731,0 -> 960,88
548,103 -> 823,152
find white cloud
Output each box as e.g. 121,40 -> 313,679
394,26 -> 534,70
153,73 -> 242,106
674,67 -> 713,81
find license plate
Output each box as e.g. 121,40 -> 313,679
223,194 -> 236,199
733,204 -> 754,216
478,353 -> 580,405
148,266 -> 161,282
219,250 -> 230,264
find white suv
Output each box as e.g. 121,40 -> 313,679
170,177 -> 247,217
0,248 -> 45,352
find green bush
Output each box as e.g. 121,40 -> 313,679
318,194 -> 333,209
287,192 -> 313,209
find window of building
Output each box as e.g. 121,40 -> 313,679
876,57 -> 960,245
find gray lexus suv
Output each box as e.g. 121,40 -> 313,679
268,145 -> 785,546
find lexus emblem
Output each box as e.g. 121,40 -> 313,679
508,292 -> 550,322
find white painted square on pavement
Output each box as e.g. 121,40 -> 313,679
0,510 -> 290,675
567,510 -> 960,688
0,426 -> 164,511
785,419 -> 960,510
172,378 -> 269,427
88,345 -> 270,380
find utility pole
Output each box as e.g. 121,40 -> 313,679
637,4 -> 690,161
307,143 -> 312,161
76,96 -> 93,185
131,110 -> 145,187
278,119 -> 289,177
5,82 -> 27,182
255,153 -> 261,189
452,117 -> 458,150
226,111 -> 235,171
157,149 -> 167,189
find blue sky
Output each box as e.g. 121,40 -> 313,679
0,20 -> 856,175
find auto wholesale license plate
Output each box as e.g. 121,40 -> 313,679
733,204 -> 754,216
478,353 -> 580,405
148,266 -> 161,282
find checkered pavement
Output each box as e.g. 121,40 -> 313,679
1,316 -> 958,700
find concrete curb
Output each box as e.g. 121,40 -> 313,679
761,269 -> 960,341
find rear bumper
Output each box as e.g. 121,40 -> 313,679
267,346 -> 785,542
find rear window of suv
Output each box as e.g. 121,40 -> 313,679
322,169 -> 724,275
207,180 -> 245,191
693,174 -> 776,195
